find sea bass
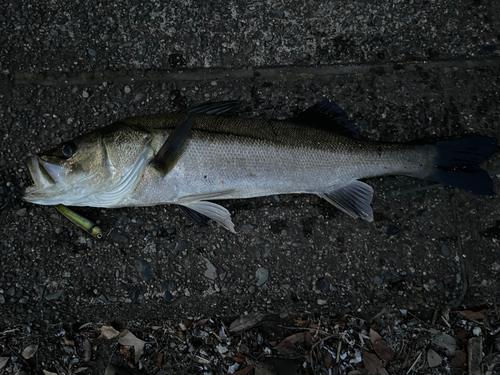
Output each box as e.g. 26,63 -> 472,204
23,100 -> 498,232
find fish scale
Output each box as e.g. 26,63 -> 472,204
128,114 -> 428,205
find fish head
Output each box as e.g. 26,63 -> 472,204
23,124 -> 153,207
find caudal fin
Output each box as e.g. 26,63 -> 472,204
427,136 -> 498,195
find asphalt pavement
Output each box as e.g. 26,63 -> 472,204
1,0 -> 499,327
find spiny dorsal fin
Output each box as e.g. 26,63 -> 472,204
180,100 -> 243,115
151,114 -> 195,176
291,98 -> 360,138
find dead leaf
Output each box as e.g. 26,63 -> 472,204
232,365 -> 254,375
427,348 -> 441,367
273,332 -> 306,355
229,313 -> 266,333
295,317 -> 310,327
120,345 -> 131,357
74,368 -> 89,374
83,338 -> 92,362
180,319 -> 192,330
22,344 -> 38,359
151,326 -> 162,331
193,318 -> 209,328
0,357 -> 8,370
453,326 -> 470,342
369,329 -> 395,361
430,329 -> 456,355
369,329 -> 383,344
459,310 -> 486,320
304,331 -> 314,345
363,352 -> 382,375
42,371 -> 58,375
323,351 -> 333,370
118,330 -> 146,363
484,353 -> 500,373
104,363 -> 134,375
232,351 -> 247,363
450,350 -> 467,369
63,337 -> 75,347
100,326 -> 120,339
378,368 -> 389,375
156,352 -> 163,367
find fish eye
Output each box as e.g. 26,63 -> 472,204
61,142 -> 78,159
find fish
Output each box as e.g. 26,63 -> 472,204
23,99 -> 498,233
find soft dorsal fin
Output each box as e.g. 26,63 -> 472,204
291,98 -> 360,138
180,100 -> 243,115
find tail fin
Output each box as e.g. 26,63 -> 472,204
427,136 -> 498,195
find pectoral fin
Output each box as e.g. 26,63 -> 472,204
179,201 -> 235,233
151,114 -> 195,176
318,180 -> 374,222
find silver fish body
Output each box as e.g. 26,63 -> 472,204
128,114 -> 430,201
23,110 -> 497,232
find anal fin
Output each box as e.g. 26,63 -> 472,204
318,180 -> 374,222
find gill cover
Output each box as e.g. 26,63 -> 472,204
24,123 -> 154,207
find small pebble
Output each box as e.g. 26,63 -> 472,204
240,224 -> 254,234
316,277 -> 330,292
177,240 -> 189,252
133,259 -> 152,282
88,48 -> 97,56
163,279 -> 177,292
16,208 -> 27,217
133,93 -> 145,103
317,299 -> 327,305
473,326 -> 481,336
440,244 -> 451,257
255,267 -> 269,286
124,86 -> 131,94
204,258 -> 218,280
82,91 -> 89,98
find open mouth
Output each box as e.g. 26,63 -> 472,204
23,156 -> 71,204
26,156 -> 68,189
27,155 -> 55,189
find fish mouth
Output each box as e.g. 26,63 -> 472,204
27,156 -> 55,188
23,156 -> 68,204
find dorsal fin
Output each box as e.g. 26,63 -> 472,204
180,101 -> 242,115
290,98 -> 360,138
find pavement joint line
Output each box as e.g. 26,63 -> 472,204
2,58 -> 500,87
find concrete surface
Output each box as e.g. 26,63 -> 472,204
0,0 -> 499,328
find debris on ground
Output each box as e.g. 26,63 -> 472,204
0,307 -> 499,375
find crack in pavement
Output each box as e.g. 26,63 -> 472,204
2,58 -> 500,87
